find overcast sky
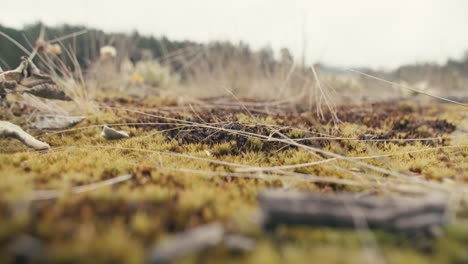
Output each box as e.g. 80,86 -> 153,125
1,0 -> 467,69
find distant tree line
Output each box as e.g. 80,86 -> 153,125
1,23 -> 467,86
0,23 -> 201,71
0,23 -> 292,78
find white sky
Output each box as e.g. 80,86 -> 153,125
1,0 -> 468,69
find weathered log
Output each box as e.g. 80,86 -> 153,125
258,190 -> 450,233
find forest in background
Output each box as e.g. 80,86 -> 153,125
1,23 -> 468,83
1,22 -> 467,105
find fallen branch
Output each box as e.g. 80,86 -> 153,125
0,121 -> 50,150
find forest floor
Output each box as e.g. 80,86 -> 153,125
0,96 -> 467,264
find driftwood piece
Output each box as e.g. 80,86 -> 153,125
33,115 -> 85,130
0,121 -> 50,150
258,190 -> 450,233
101,125 -> 129,140
148,223 -> 225,264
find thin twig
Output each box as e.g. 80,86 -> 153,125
236,145 -> 467,172
349,69 -> 468,107
31,174 -> 133,201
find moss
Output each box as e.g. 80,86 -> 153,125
212,141 -> 236,156
247,137 -> 264,151
0,100 -> 467,263
287,128 -> 306,138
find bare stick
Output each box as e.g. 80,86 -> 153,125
0,121 -> 49,150
236,145 -> 467,172
31,174 -> 133,200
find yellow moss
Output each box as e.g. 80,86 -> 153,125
0,100 -> 467,263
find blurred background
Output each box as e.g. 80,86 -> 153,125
1,0 -> 467,104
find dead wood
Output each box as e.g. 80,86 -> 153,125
148,223 -> 256,263
258,190 -> 450,233
33,115 -> 85,130
23,83 -> 72,101
148,223 -> 225,264
0,121 -> 50,150
0,57 -> 72,101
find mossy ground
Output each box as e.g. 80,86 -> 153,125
0,97 -> 467,263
